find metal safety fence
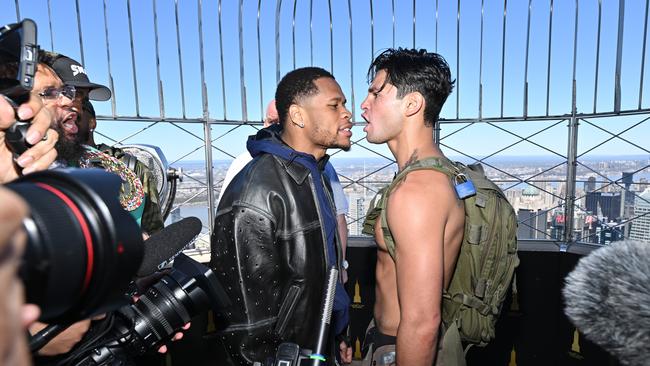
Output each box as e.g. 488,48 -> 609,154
3,0 -> 649,255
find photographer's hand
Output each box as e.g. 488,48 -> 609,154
29,320 -> 92,356
0,95 -> 58,183
0,187 -> 35,366
156,322 -> 191,354
21,304 -> 40,327
339,339 -> 352,364
130,293 -> 191,354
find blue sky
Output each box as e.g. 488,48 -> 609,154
2,0 -> 649,163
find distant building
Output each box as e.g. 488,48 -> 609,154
510,184 -> 554,213
580,215 -> 624,245
558,182 -> 566,198
517,209 -> 548,239
522,186 -> 539,197
585,191 -> 622,222
585,176 -> 596,193
629,188 -> 650,243
550,212 -> 565,240
601,192 -> 623,221
582,214 -> 599,244
505,189 -> 521,207
597,223 -> 624,245
636,177 -> 648,192
622,172 -> 634,191
585,192 -> 599,216
621,172 -> 636,222
347,192 -> 367,236
543,182 -> 555,208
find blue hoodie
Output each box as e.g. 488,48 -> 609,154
247,125 -> 350,336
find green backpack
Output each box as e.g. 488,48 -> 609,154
362,156 -> 519,346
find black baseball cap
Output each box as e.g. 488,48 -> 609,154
49,55 -> 111,101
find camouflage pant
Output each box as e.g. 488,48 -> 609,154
360,320 -> 466,366
360,321 -> 396,366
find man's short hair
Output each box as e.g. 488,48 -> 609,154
367,48 -> 455,127
36,51 -> 62,82
275,67 -> 335,126
0,62 -> 18,89
38,50 -> 58,65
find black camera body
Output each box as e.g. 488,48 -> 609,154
0,18 -> 38,101
1,18 -> 40,156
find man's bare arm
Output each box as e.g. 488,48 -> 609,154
387,171 -> 453,365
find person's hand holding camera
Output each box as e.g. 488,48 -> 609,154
29,319 -> 93,356
0,95 -> 58,183
0,187 -> 40,365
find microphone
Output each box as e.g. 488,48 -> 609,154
309,266 -> 339,365
562,240 -> 650,366
270,267 -> 339,366
136,216 -> 202,276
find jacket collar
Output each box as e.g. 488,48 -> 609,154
247,124 -> 330,185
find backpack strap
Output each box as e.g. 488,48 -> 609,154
362,185 -> 387,236
362,157 -> 460,260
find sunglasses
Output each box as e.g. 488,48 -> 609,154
37,85 -> 76,101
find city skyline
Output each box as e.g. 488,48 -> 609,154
171,154 -> 650,245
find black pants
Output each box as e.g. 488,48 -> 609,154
361,321 -> 396,366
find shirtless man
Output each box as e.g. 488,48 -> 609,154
360,48 -> 465,365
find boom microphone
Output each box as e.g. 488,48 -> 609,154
136,216 -> 202,276
562,240 -> 650,366
270,267 -> 338,365
310,266 -> 339,365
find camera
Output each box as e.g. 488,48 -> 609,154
0,18 -> 38,102
7,168 -> 230,364
1,18 -> 40,156
65,253 -> 230,366
6,168 -> 144,324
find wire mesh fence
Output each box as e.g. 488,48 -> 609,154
4,0 -> 648,253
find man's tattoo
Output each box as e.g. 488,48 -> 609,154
400,150 -> 419,171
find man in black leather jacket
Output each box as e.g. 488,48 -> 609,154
210,67 -> 354,365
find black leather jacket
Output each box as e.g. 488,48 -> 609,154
210,126 -> 343,365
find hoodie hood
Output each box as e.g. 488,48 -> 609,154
246,124 -> 330,170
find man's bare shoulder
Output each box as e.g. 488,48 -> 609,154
388,169 -> 457,210
386,170 -> 458,247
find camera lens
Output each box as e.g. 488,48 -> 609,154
61,254 -> 229,365
123,262 -> 212,351
6,168 -> 143,323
